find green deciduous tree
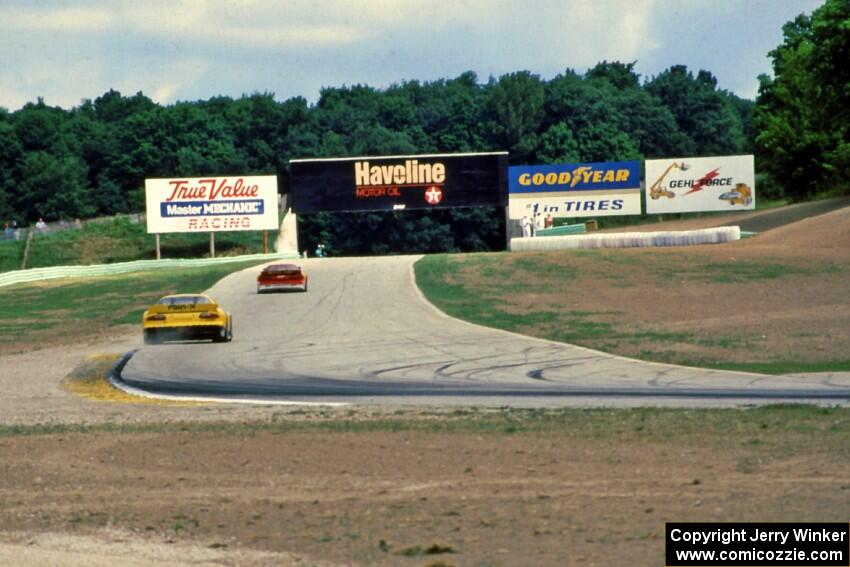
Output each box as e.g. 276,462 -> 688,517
0,116 -> 23,221
0,57 -> 760,248
485,71 -> 545,160
646,65 -> 745,157
755,0 -> 850,200
15,152 -> 94,220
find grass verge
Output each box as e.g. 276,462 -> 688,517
0,405 -> 847,449
414,253 -> 848,373
0,258 -> 266,352
689,360 -> 850,374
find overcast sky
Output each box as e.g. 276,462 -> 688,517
0,0 -> 823,111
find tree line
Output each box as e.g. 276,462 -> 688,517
755,0 -> 849,201
0,62 -> 749,225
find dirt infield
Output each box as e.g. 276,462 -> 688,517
1,201 -> 848,566
2,412 -> 848,567
486,202 -> 850,368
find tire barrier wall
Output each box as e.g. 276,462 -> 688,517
0,251 -> 300,289
510,226 -> 741,251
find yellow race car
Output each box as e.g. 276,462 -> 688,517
142,294 -> 233,344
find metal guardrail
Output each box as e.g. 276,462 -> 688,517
0,251 -> 300,289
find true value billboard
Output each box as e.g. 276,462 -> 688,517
508,160 -> 641,218
289,152 -> 508,214
645,154 -> 755,214
144,176 -> 280,233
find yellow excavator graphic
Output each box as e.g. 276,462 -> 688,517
719,183 -> 753,206
649,161 -> 689,199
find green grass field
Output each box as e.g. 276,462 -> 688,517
1,404 -> 847,446
0,259 -> 266,352
414,253 -> 850,374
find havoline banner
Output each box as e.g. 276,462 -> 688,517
645,154 -> 755,214
289,152 -> 508,214
508,160 -> 641,218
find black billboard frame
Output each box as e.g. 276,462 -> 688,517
289,151 -> 509,215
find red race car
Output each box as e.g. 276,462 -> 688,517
257,263 -> 308,293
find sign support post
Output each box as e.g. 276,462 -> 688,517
504,206 -> 512,250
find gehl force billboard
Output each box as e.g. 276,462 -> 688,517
289,152 -> 508,214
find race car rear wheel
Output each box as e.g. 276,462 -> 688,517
214,318 -> 233,343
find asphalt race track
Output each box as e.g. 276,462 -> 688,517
722,196 -> 850,233
117,255 -> 850,407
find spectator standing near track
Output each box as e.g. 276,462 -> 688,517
534,212 -> 545,236
520,215 -> 532,238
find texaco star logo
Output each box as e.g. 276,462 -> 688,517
425,185 -> 443,205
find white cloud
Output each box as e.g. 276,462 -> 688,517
608,1 -> 661,60
539,0 -> 661,67
1,6 -> 113,32
0,0 -> 826,110
406,0 -> 664,75
0,84 -> 27,112
0,56 -> 106,110
0,1 -> 368,47
119,0 -> 366,47
140,59 -> 211,104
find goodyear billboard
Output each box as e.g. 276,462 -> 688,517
508,160 -> 641,219
289,152 -> 508,214
645,154 -> 755,214
145,175 -> 280,234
